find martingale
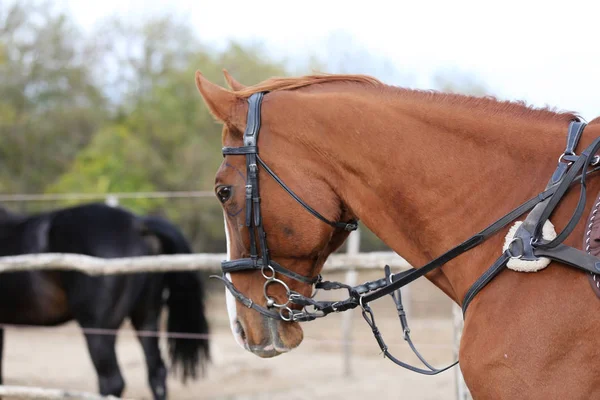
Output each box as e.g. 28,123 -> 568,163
212,91 -> 600,374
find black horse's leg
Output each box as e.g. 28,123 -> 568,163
131,317 -> 167,400
0,327 -> 4,385
83,333 -> 125,397
130,278 -> 167,400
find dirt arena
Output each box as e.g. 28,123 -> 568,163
2,271 -> 465,400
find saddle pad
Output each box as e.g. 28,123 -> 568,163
583,191 -> 600,297
503,220 -> 556,272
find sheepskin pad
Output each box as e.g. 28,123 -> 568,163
502,220 -> 557,272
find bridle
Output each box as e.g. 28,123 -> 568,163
214,91 -> 358,322
213,91 -> 600,375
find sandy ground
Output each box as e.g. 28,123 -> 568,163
1,272 -> 465,400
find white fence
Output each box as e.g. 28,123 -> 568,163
0,247 -> 470,400
0,251 -> 410,275
0,193 -> 471,398
0,385 -> 126,399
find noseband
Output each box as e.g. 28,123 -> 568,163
215,92 -> 358,322
214,91 -> 600,375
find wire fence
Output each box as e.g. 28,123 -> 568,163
0,191 -> 215,202
0,250 -> 469,399
0,193 -> 471,399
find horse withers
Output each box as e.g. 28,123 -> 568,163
0,202 -> 210,399
196,70 -> 600,399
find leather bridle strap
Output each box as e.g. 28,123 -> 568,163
363,120 -> 594,306
461,122 -> 600,314
254,155 -> 357,231
282,155 -> 600,321
212,275 -> 287,320
222,258 -> 319,285
359,265 -> 459,374
213,89 -> 600,375
360,186 -> 556,304
221,92 -> 358,233
217,91 -> 358,322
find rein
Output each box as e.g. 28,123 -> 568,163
213,91 -> 600,375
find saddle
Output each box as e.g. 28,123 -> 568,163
584,191 -> 600,297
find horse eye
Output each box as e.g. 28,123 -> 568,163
216,186 -> 232,203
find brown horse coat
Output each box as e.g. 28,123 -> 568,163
196,71 -> 600,399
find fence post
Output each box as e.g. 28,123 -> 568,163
342,228 -> 360,377
453,303 -> 472,400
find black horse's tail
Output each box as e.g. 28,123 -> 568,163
141,215 -> 210,383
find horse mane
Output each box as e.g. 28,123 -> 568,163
407,89 -> 578,123
235,73 -> 578,124
234,74 -> 382,98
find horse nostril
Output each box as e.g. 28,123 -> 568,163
236,319 -> 247,343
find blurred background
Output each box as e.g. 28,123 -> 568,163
0,0 -> 598,399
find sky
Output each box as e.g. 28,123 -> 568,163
62,0 -> 600,120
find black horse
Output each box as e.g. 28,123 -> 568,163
0,202 -> 210,399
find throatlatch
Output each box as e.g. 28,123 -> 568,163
214,91 -> 600,375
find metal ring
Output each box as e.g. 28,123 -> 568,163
358,294 -> 366,311
292,311 -> 305,322
289,292 -> 302,301
261,264 -> 276,280
506,237 -> 524,259
263,278 -> 291,308
279,307 -> 293,321
558,152 -> 575,164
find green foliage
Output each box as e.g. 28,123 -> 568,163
33,13 -> 291,251
47,125 -> 164,211
0,3 -> 491,252
0,1 -> 107,194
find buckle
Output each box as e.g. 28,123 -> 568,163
506,237 -> 524,259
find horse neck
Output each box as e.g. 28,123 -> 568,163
306,89 -> 575,302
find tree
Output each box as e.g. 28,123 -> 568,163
48,18 -> 289,251
0,1 -> 107,195
0,6 -> 495,253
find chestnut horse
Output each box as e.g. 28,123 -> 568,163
195,70 -> 600,399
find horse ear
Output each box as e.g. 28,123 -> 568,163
195,71 -> 242,125
222,69 -> 247,91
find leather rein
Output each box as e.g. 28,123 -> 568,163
213,91 -> 600,374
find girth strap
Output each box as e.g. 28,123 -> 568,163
534,244 -> 600,274
461,251 -> 511,314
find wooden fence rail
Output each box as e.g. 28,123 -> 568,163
0,251 -> 410,275
0,385 -> 128,399
0,250 -> 470,399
